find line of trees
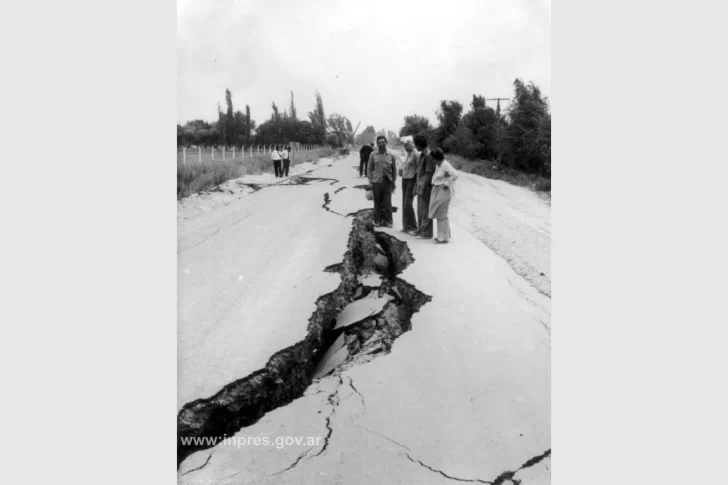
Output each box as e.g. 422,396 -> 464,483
177,90 -> 356,149
399,79 -> 551,176
354,126 -> 400,146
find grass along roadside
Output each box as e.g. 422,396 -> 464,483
446,154 -> 551,193
177,148 -> 336,200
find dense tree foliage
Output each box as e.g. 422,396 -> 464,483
434,100 -> 464,145
399,79 -> 551,176
177,89 -> 348,148
355,125 -> 377,145
503,79 -> 551,175
327,113 -> 353,147
399,115 -> 432,137
307,91 -> 327,145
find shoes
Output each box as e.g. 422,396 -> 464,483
416,235 -> 431,239
407,230 -> 419,236
434,239 -> 449,244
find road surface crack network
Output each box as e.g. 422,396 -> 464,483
178,228 -> 220,254
404,448 -> 551,485
177,208 -> 431,468
180,453 -> 212,476
406,453 -> 492,483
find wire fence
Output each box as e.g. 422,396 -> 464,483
177,144 -> 324,165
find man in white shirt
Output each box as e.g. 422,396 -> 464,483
271,145 -> 282,178
280,145 -> 290,177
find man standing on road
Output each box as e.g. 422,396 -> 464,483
367,136 -> 397,227
413,134 -> 435,238
400,139 -> 419,234
359,142 -> 374,177
280,145 -> 290,177
271,145 -> 282,178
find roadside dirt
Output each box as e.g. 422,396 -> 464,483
448,170 -> 551,297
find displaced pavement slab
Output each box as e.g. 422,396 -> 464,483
333,296 -> 391,330
178,152 -> 550,484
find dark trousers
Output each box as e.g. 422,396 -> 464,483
416,185 -> 433,237
282,159 -> 290,176
372,182 -> 393,226
273,160 -> 282,177
359,158 -> 368,177
402,178 -> 418,232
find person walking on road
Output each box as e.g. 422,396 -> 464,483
280,145 -> 291,177
367,136 -> 397,227
400,139 -> 419,234
413,134 -> 435,239
359,142 -> 374,177
271,145 -> 282,178
428,148 -> 458,243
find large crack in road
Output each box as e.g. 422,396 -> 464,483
178,162 -> 548,481
177,203 -> 432,467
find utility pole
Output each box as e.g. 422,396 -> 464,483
345,121 -> 361,151
486,98 -> 510,166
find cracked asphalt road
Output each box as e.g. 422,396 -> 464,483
177,153 -> 551,484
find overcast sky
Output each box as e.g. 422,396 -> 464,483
177,0 -> 550,134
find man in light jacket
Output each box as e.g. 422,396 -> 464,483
400,139 -> 419,234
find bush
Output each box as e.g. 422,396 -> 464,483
447,154 -> 550,192
534,179 -> 551,192
443,126 -> 482,159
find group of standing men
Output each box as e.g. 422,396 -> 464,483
270,145 -> 292,178
361,134 -> 458,243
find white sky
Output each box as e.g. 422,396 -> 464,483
177,0 -> 550,133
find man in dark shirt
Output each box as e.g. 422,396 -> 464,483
367,136 -> 397,227
359,142 -> 374,177
413,134 -> 435,238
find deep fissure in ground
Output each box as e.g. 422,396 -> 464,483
177,209 -> 431,467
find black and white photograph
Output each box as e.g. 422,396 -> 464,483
177,0 -> 551,482
7,1 -> 728,484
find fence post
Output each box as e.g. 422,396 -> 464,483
233,146 -> 235,160
198,146 -> 201,164
211,146 -> 214,161
183,147 -> 186,165
223,146 -> 226,161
